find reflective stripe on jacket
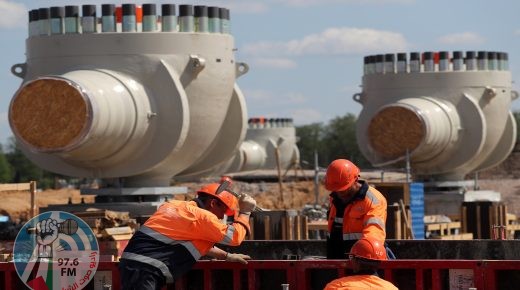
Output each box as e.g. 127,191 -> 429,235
324,274 -> 399,290
121,200 -> 249,281
327,184 -> 387,242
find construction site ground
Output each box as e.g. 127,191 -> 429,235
1,174 -> 520,224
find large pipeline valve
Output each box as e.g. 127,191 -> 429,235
9,4 -> 248,188
225,118 -> 300,173
355,51 -> 517,181
178,117 -> 301,180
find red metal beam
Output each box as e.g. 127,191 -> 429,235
1,260 -> 520,290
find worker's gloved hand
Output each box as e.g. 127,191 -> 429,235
225,253 -> 251,264
239,193 -> 256,213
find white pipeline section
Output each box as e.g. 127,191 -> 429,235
355,51 -> 517,181
9,32 -> 248,187
222,118 -> 300,174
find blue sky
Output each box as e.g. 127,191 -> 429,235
0,0 -> 519,145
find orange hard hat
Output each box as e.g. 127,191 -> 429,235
349,237 -> 387,261
324,159 -> 360,192
197,183 -> 238,216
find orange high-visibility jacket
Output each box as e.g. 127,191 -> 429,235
327,183 -> 387,242
121,199 -> 250,283
324,274 -> 399,290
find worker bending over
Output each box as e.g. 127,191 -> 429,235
119,183 -> 257,290
324,237 -> 398,289
324,159 -> 390,259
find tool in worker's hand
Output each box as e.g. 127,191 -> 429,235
216,178 -> 263,212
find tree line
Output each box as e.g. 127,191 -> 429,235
295,113 -> 372,170
297,111 -> 520,170
0,137 -> 60,189
0,112 -> 519,187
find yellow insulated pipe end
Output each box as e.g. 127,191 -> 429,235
368,106 -> 425,159
9,78 -> 90,152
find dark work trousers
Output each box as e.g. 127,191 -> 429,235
119,258 -> 166,290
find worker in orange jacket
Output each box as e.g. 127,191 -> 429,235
324,237 -> 398,289
324,159 -> 389,259
119,182 -> 257,290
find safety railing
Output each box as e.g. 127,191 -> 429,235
1,260 -> 520,290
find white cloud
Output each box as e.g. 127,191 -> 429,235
289,108 -> 323,125
243,89 -> 323,124
217,1 -> 268,13
245,89 -> 307,105
250,58 -> 297,69
0,1 -> 26,29
243,27 -> 408,56
244,89 -> 274,102
437,32 -> 485,45
275,0 -> 414,6
30,0 -> 268,13
515,29 -> 520,36
282,92 -> 308,104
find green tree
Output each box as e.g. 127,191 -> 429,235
295,123 -> 324,168
295,113 -> 372,169
4,137 -> 74,189
4,137 -> 58,188
320,113 -> 372,168
5,137 -> 43,183
0,144 -> 12,182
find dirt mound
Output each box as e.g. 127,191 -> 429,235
171,180 -> 330,210
2,166 -> 520,223
0,181 -> 329,223
0,188 -> 95,223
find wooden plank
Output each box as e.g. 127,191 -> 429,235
399,199 -> 414,239
425,223 -> 441,231
501,205 -> 507,226
110,234 -> 133,241
295,215 -> 301,240
248,217 -> 254,240
386,205 -> 399,239
506,213 -> 517,224
0,254 -> 11,262
407,209 -> 413,238
264,215 -> 271,240
461,206 -> 468,234
103,226 -> 132,236
286,216 -> 294,240
0,182 -> 37,218
301,216 -> 309,240
74,211 -> 109,218
431,233 -> 473,240
0,183 -> 32,191
395,209 -> 402,239
74,209 -> 130,219
307,221 -> 328,231
425,222 -> 461,234
506,224 -> 520,231
30,181 -> 37,218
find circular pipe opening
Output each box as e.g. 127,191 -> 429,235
368,106 -> 425,159
9,78 -> 91,152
